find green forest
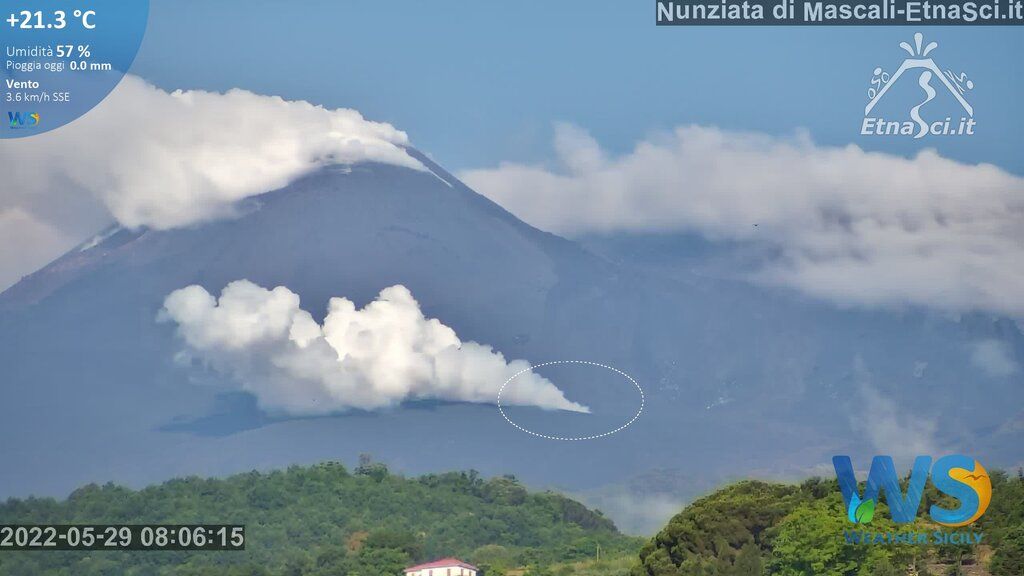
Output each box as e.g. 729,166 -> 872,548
1,461 -> 1022,576
0,459 -> 641,576
632,471 -> 1024,576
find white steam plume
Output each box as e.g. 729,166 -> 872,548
159,280 -> 589,415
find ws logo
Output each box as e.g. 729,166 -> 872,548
8,112 -> 40,129
833,455 -> 991,527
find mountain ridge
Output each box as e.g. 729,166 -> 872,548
1,150 -> 1021,535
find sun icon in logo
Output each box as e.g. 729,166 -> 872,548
942,460 -> 992,527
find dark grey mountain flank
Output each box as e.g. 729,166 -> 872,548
1,150 -> 1020,533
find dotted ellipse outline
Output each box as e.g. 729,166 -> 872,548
497,360 -> 644,441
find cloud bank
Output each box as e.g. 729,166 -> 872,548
461,124 -> 1024,317
970,339 -> 1020,377
159,280 -> 589,415
577,490 -> 685,536
0,75 -> 421,291
0,208 -> 82,290
851,358 -> 939,463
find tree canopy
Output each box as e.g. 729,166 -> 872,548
0,461 -> 642,576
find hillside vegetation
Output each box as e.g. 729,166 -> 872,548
631,471 -> 1024,576
4,462 -> 1022,576
0,460 -> 642,576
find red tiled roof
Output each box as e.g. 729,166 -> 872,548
405,558 -> 478,572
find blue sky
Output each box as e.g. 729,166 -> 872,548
132,0 -> 1024,173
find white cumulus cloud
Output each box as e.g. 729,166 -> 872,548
159,280 -> 589,415
0,75 -> 422,291
460,124 -> 1024,317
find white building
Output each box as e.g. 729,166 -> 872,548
404,558 -> 479,576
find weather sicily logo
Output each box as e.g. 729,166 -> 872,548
833,455 -> 992,531
862,33 -> 975,139
8,112 -> 40,129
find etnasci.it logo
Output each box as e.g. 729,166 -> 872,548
833,455 -> 992,527
8,112 -> 41,129
862,32 -> 975,139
